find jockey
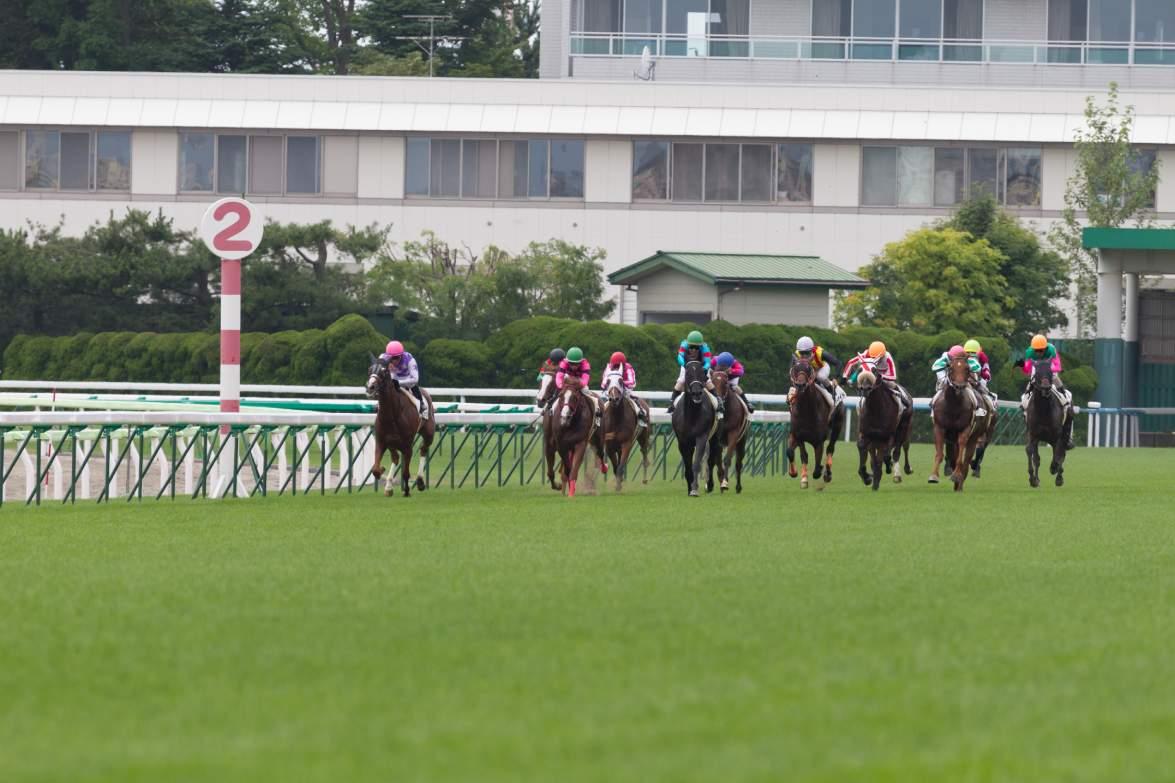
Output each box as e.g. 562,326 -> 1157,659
536,348 -> 565,410
931,344 -> 981,389
1017,334 -> 1074,448
382,340 -> 429,419
713,352 -> 754,413
667,330 -> 722,415
963,339 -> 992,394
788,335 -> 841,405
556,346 -> 601,428
842,340 -> 907,413
600,351 -> 648,424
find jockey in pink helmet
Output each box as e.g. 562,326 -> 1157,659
380,340 -> 429,418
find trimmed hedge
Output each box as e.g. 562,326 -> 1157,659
2,316 -> 1098,404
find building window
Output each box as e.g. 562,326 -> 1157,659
635,141 -> 813,204
863,145 -> 1042,208
20,129 -> 130,192
179,133 -> 345,196
632,141 -> 670,200
180,132 -> 214,192
1131,150 -> 1158,209
778,143 -> 813,202
406,138 -> 584,200
0,131 -> 18,191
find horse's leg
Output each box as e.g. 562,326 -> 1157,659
415,431 -> 432,491
929,425 -> 945,483
798,440 -> 810,489
858,438 -> 870,486
679,439 -> 696,496
567,442 -> 587,498
371,440 -> 386,491
1026,437 -> 1039,488
870,443 -> 884,491
1054,437 -> 1067,487
694,434 -> 709,497
786,432 -> 798,478
734,438 -> 745,494
616,440 -> 633,492
720,433 -> 735,492
400,446 -> 412,497
950,431 -> 969,491
706,434 -> 719,494
638,427 -> 651,485
385,449 -> 401,497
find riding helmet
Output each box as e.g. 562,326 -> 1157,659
386,340 -> 404,357
1031,334 -> 1048,351
549,348 -> 566,362
948,345 -> 966,358
715,352 -> 734,367
963,339 -> 982,354
867,341 -> 886,358
796,336 -> 815,352
687,330 -> 704,346
566,346 -> 584,363
610,351 -> 626,365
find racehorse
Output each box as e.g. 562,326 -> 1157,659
1023,357 -> 1069,488
671,360 -> 717,497
552,375 -> 605,497
366,357 -> 435,497
785,357 -> 844,490
707,368 -> 749,494
600,373 -> 650,492
854,365 -> 911,491
929,354 -> 994,492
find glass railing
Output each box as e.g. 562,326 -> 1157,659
569,33 -> 1175,66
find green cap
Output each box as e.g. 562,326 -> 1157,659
687,330 -> 704,345
566,346 -> 584,362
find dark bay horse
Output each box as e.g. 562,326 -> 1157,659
786,358 -> 844,490
671,360 -> 717,497
929,354 -> 993,492
601,374 -> 650,492
366,358 -> 435,497
1024,358 -> 1069,488
552,375 -> 605,497
707,369 -> 749,494
854,367 -> 911,491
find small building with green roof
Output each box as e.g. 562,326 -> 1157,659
607,252 -> 869,328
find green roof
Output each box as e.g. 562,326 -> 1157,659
1083,227 -> 1175,251
607,252 -> 868,288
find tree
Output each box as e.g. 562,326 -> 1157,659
835,228 -> 1014,337
357,0 -> 513,76
944,192 -> 1069,344
1050,82 -> 1161,336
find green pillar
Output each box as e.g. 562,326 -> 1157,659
1094,338 -> 1125,408
1123,339 -> 1139,407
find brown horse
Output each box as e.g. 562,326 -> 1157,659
854,366 -> 911,491
365,358 -> 435,497
707,369 -> 749,494
929,354 -> 994,492
601,374 -> 650,492
786,358 -> 844,490
552,375 -> 605,497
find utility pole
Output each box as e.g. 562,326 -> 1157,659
401,14 -> 461,78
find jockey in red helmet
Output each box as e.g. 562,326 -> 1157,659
600,350 -> 647,424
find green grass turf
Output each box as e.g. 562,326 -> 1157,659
2,444 -> 1174,782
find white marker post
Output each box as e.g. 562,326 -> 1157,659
199,198 -> 262,419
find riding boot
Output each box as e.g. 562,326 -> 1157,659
741,389 -> 755,413
411,386 -> 429,419
1063,411 -> 1076,450
666,391 -> 680,413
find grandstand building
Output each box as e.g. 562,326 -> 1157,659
2,0 -> 1175,333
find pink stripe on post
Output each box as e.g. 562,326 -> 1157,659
221,329 -> 241,364
220,398 -> 241,413
221,259 -> 242,296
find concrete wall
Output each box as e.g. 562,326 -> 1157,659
750,0 -> 811,37
984,0 -> 1047,41
541,0 -> 568,79
585,140 -> 632,203
634,268 -> 718,320
717,286 -> 831,327
130,130 -> 178,196
813,144 -> 860,207
357,136 -> 405,200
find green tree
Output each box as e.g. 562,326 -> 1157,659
835,228 -> 1015,337
944,192 -> 1069,343
1050,82 -> 1160,336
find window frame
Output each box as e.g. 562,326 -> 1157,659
19,128 -> 132,193
405,135 -> 586,201
635,139 -> 815,205
177,131 -> 334,197
861,143 -> 1042,209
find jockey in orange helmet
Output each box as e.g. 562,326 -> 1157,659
842,340 -> 908,413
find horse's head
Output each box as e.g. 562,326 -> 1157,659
559,375 -> 583,424
1030,358 -> 1055,392
603,372 -> 624,402
856,365 -> 878,393
710,369 -> 729,396
948,354 -> 971,387
684,360 -> 706,403
790,358 -> 812,388
365,355 -> 388,399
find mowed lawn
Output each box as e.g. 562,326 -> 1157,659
2,444 -> 1174,783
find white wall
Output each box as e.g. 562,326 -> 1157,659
813,144 -> 860,207
750,0 -> 811,37
357,136 -> 404,200
980,0 -> 1047,41
718,286 -> 831,327
585,140 -> 631,203
131,130 -> 178,196
634,267 -> 717,319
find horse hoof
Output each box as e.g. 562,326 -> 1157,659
788,469 -> 797,478
1030,476 -> 1040,488
871,484 -> 880,492
893,475 -> 902,484
1049,462 -> 1059,475
384,489 -> 393,497
415,478 -> 427,491
800,478 -> 808,489
1055,474 -> 1064,487
736,485 -> 742,494
928,475 -> 939,484
824,471 -> 832,484
971,466 -> 981,479
688,489 -> 698,497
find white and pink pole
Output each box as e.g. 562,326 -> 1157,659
199,197 -> 262,419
